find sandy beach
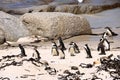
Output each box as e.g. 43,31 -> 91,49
0,8 -> 120,80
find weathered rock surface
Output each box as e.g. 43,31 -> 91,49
83,0 -> 120,5
0,0 -> 120,15
49,0 -> 79,5
55,3 -> 120,14
3,5 -> 56,15
21,12 -> 91,39
0,11 -> 30,41
0,28 -> 5,44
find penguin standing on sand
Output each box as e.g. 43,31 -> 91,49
97,39 -> 106,55
72,42 -> 80,53
103,38 -> 110,51
18,44 -> 27,57
58,49 -> 65,59
68,42 -> 75,56
84,44 -> 92,58
51,42 -> 59,56
33,47 -> 41,61
58,37 -> 66,50
105,27 -> 118,37
102,32 -> 110,51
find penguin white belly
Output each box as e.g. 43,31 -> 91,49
104,41 -> 109,50
69,47 -> 75,56
32,52 -> 38,59
52,48 -> 58,56
59,50 -> 65,59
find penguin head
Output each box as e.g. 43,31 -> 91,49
52,42 -> 57,46
85,44 -> 88,47
102,32 -> 108,39
105,26 -> 110,29
69,41 -> 74,45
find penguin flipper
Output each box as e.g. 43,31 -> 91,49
112,32 -> 118,36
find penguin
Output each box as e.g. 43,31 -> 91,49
68,42 -> 75,56
32,47 -> 41,61
102,32 -> 108,39
51,42 -> 59,56
18,44 -> 27,57
97,39 -> 106,55
84,44 -> 92,58
105,27 -> 118,36
58,44 -> 65,59
71,42 -> 80,53
58,37 -> 66,51
58,48 -> 65,59
103,38 -> 110,51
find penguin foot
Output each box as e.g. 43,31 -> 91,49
60,57 -> 65,59
71,54 -> 75,56
86,56 -> 92,58
99,53 -> 106,55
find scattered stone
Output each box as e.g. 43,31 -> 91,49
71,66 -> 79,70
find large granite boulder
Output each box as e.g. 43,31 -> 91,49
0,27 -> 5,44
0,11 -> 30,41
3,5 -> 56,15
83,0 -> 120,5
21,12 -> 91,39
49,0 -> 79,5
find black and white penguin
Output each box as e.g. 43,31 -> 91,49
71,42 -> 80,53
18,44 -> 27,57
58,37 -> 66,50
102,32 -> 108,39
32,47 -> 41,61
68,42 -> 76,56
97,39 -> 106,55
84,44 -> 92,58
51,42 -> 59,56
105,27 -> 118,36
58,49 -> 65,59
103,38 -> 110,51
58,41 -> 65,59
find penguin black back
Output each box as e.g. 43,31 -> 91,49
97,39 -> 106,55
84,44 -> 92,58
34,47 -> 41,61
18,44 -> 27,57
58,37 -> 66,50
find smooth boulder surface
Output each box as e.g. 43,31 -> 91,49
83,0 -> 120,5
0,28 -> 5,44
0,11 -> 30,41
21,12 -> 91,39
49,0 -> 79,5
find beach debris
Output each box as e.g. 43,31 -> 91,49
71,66 -> 79,70
91,74 -> 103,80
0,77 -> 10,80
44,66 -> 57,75
58,67 -> 83,80
96,54 -> 120,79
79,63 -> 93,68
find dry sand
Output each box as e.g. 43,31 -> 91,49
0,8 -> 120,80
